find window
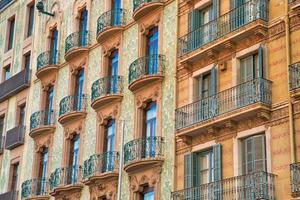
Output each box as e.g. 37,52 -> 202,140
197,72 -> 211,100
45,86 -> 54,124
69,134 -> 80,184
141,187 -> 154,200
0,115 -> 4,138
112,0 -> 121,25
11,162 -> 19,192
79,9 -> 88,46
242,134 -> 267,174
103,119 -> 115,172
50,28 -> 58,64
146,27 -> 158,75
24,52 -> 31,71
109,50 -> 119,93
38,148 -> 48,194
240,53 -> 259,83
27,3 -> 34,37
3,64 -> 11,81
74,69 -> 84,110
144,102 -> 157,138
18,104 -> 26,126
7,17 -> 15,50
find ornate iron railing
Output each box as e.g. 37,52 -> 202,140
82,151 -> 119,179
30,110 -> 55,130
124,136 -> 164,165
128,54 -> 166,84
59,94 -> 87,117
5,125 -> 25,150
178,0 -> 268,57
290,162 -> 300,197
21,178 -> 48,199
289,62 -> 300,90
49,166 -> 82,191
171,171 -> 276,200
37,50 -> 60,71
91,76 -> 124,102
97,9 -> 126,36
65,31 -> 91,55
175,78 -> 272,130
133,0 -> 163,11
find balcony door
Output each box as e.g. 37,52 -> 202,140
69,134 -> 80,184
109,50 -> 119,94
143,102 -> 157,158
38,148 -> 48,194
45,86 -> 54,125
50,29 -> 58,64
79,9 -> 88,46
112,0 -> 121,25
146,27 -> 158,75
0,116 -> 4,147
19,105 -> 26,127
201,5 -> 213,44
11,163 -> 19,197
74,69 -> 84,111
143,189 -> 154,200
103,119 -> 116,172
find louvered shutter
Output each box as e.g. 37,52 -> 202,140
213,144 -> 222,200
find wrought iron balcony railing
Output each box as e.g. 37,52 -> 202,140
37,50 -> 60,71
289,61 -> 300,90
21,178 -> 49,199
0,191 -> 17,200
5,125 -> 25,150
91,76 -> 124,102
65,31 -> 91,55
178,0 -> 268,57
175,78 -> 272,130
0,68 -> 31,103
128,54 -> 166,84
97,9 -> 126,35
290,162 -> 300,197
30,110 -> 55,130
49,166 -> 82,191
0,0 -> 13,11
59,95 -> 87,117
124,136 -> 164,165
171,171 -> 276,200
82,151 -> 119,180
133,0 -> 163,11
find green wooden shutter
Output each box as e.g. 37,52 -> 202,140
209,66 -> 218,117
213,0 -> 219,19
184,154 -> 193,189
258,46 -> 264,78
188,10 -> 201,32
198,75 -> 203,101
213,144 -> 222,200
192,153 -> 199,187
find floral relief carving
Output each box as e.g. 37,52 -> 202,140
139,14 -> 161,35
34,134 -> 53,153
136,86 -> 161,109
64,122 -> 83,140
97,105 -> 120,125
70,58 -> 87,75
102,40 -> 121,57
89,180 -> 118,200
41,79 -> 56,92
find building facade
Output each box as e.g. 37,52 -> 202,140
172,0 -> 300,199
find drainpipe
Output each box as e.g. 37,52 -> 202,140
117,120 -> 125,200
285,0 -> 296,163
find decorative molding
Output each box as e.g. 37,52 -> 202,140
268,20 -> 285,41
64,122 -> 83,140
34,134 -> 53,153
70,57 -> 87,75
136,86 -> 161,109
89,180 -> 118,200
102,39 -> 121,57
97,105 -> 120,126
139,14 -> 161,35
41,79 -> 56,92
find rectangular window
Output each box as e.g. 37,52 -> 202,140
69,135 -> 80,184
109,50 -> 119,93
74,69 -> 84,110
242,134 -> 266,174
240,53 -> 259,83
38,148 -> 48,194
24,52 -> 31,71
3,64 -> 11,81
0,115 -> 4,137
19,104 -> 26,126
141,187 -> 154,200
7,17 -> 15,50
45,86 -> 54,124
27,3 -> 34,37
146,27 -> 158,75
50,29 -> 58,64
79,9 -> 88,46
11,162 -> 19,192
103,120 -> 115,172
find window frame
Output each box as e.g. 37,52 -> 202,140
26,2 -> 35,38
7,16 -> 15,51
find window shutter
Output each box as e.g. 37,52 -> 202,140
210,66 -> 217,96
198,75 -> 203,101
188,10 -> 201,32
213,0 -> 219,19
192,153 -> 199,187
184,154 -> 193,189
258,46 -> 264,78
213,144 -> 222,181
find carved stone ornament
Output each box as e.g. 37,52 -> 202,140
34,134 -> 53,153
136,87 -> 161,109
139,14 -> 161,35
41,79 -> 56,92
102,40 -> 121,57
70,58 -> 87,75
64,123 -> 83,140
97,105 -> 120,125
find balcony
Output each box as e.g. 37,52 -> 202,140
171,171 -> 276,200
175,78 -> 272,135
49,166 -> 83,196
0,0 -> 13,11
123,136 -> 164,173
128,54 -> 165,92
289,61 -> 300,98
5,125 -> 25,150
133,0 -> 164,21
58,95 -> 87,125
289,0 -> 300,13
21,178 -> 50,200
178,0 -> 268,62
0,135 -> 4,154
290,162 -> 300,197
29,110 -> 56,138
0,191 -> 17,200
36,51 -> 59,80
0,69 -> 31,103
64,31 -> 90,62
91,76 -> 124,110
82,151 -> 119,185
96,9 -> 126,43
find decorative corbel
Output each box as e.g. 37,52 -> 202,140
254,27 -> 268,38
257,110 -> 271,121
223,40 -> 236,52
207,126 -> 219,136
225,120 -> 237,131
